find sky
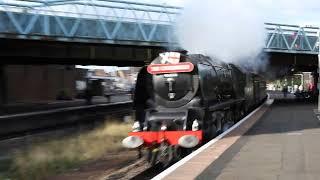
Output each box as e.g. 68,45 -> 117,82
139,0 -> 320,26
4,0 -> 320,27
76,65 -> 129,72
249,0 -> 320,26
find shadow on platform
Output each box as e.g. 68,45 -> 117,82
197,98 -> 320,180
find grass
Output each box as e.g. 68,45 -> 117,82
5,121 -> 132,180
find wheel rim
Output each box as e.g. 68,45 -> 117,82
223,121 -> 233,132
158,142 -> 173,167
223,111 -> 234,132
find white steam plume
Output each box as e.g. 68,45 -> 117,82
176,0 -> 267,72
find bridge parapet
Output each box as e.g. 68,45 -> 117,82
0,0 -> 180,46
265,23 -> 319,54
0,1 -> 319,55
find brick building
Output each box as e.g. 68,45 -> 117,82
0,65 -> 77,105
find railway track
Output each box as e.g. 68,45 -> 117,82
103,155 -> 166,180
1,99 -> 266,179
101,100 -> 269,180
0,101 -> 133,141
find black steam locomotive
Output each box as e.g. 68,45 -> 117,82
122,52 -> 266,165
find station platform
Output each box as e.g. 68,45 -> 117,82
156,97 -> 320,180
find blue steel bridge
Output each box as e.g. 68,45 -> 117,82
0,0 -> 180,46
0,0 -> 319,65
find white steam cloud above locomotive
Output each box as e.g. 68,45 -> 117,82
175,0 -> 267,72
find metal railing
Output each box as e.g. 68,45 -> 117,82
265,23 -> 320,54
0,1 -> 319,54
0,0 -> 181,45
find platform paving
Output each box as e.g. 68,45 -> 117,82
197,99 -> 320,180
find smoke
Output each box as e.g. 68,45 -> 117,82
175,0 -> 268,72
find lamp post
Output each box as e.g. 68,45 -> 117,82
317,29 -> 320,113
313,29 -> 320,120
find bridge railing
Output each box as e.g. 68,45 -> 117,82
0,0 -> 181,22
265,23 -> 320,54
0,1 -> 319,55
0,0 -> 181,45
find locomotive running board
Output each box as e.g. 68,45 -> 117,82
153,98 -> 273,180
208,98 -> 245,111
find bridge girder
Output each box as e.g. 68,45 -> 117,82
0,0 -> 179,47
0,0 -> 319,65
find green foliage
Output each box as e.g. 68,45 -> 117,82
4,122 -> 131,180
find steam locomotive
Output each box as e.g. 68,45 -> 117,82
122,52 -> 267,166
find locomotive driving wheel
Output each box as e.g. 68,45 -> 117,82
222,111 -> 234,132
147,142 -> 175,167
158,142 -> 174,167
147,148 -> 159,166
235,106 -> 245,122
239,105 -> 246,119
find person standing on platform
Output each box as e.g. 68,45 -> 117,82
282,85 -> 288,98
85,86 -> 93,105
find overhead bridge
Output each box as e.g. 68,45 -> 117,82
0,0 -> 180,65
0,0 -> 179,46
0,0 -> 319,65
265,23 -> 319,55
